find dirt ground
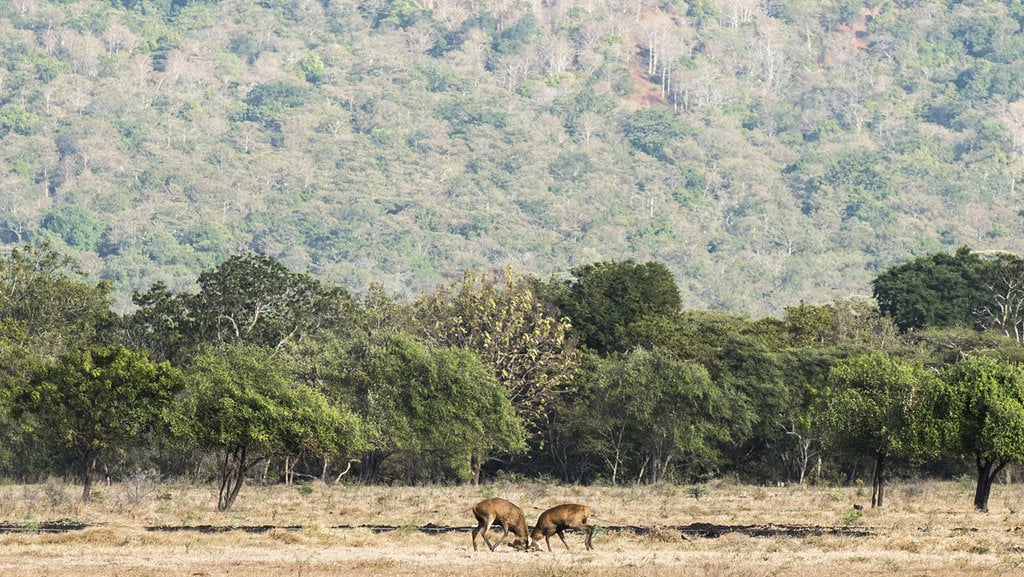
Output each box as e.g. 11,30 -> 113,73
0,479 -> 1022,576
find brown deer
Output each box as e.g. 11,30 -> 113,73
471,498 -> 530,552
530,503 -> 595,551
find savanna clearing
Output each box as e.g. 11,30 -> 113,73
0,479 -> 1022,576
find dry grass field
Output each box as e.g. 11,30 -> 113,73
0,478 -> 1023,576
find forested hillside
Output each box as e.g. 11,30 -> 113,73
2,0 -> 1024,314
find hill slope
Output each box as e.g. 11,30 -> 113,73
2,0 -> 1023,315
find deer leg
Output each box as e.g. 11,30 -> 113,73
491,523 -> 510,550
472,522 -> 483,551
481,520 -> 496,551
556,529 -> 571,550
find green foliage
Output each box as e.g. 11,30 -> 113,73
491,14 -> 540,57
0,105 -> 39,137
822,352 -> 944,506
340,332 -> 524,483
619,108 -> 693,160
686,0 -> 718,27
0,243 -> 115,356
412,267 -> 578,430
128,253 -> 356,362
554,260 -> 681,354
242,80 -> 308,127
41,205 -> 103,251
822,353 -> 942,461
365,0 -> 428,29
12,345 -> 180,501
841,507 -> 863,526
10,0 -> 1024,496
873,246 -> 991,332
585,347 -> 733,483
941,355 -> 1024,510
1,1 -> 1023,318
183,343 -> 358,510
299,52 -> 324,84
782,299 -> 899,349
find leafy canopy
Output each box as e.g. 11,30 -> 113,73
12,345 -> 180,501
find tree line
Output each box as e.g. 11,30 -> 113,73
4,243 -> 1024,513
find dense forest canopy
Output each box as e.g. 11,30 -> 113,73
3,0 -> 1024,315
5,242 -> 1024,513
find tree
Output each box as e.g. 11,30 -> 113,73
553,260 -> 682,355
587,347 -> 733,484
242,80 -> 308,127
0,243 -> 116,356
0,320 -> 46,476
183,343 -> 360,511
773,346 -> 861,485
11,346 -> 180,501
941,355 -> 1024,512
341,332 -> 525,483
619,107 -> 693,161
821,353 -> 943,507
413,267 -> 578,431
872,246 -> 991,332
782,299 -> 900,350
40,205 -> 103,251
975,252 -> 1024,343
128,254 -> 356,362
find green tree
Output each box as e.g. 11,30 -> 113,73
941,355 -> 1024,512
0,105 -> 40,136
242,80 -> 308,127
129,254 -> 355,362
40,205 -> 103,251
183,343 -> 359,511
619,108 -> 693,161
553,260 -> 682,355
873,246 -> 991,332
0,319 -> 45,476
0,243 -> 116,356
903,327 -> 1024,367
589,347 -> 732,484
341,332 -> 524,483
782,299 -> 900,349
11,346 -> 180,502
299,52 -> 325,84
821,353 -> 943,507
773,347 -> 859,485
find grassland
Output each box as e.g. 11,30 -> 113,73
0,478 -> 1022,576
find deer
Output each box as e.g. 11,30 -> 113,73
529,503 -> 595,551
471,497 -> 530,552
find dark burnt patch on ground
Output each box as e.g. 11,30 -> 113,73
11,521 -> 872,539
0,520 -> 92,533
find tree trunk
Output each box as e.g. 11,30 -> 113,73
469,451 -> 482,486
333,459 -> 358,483
218,446 -> 250,512
79,448 -> 97,502
360,450 -> 390,484
871,454 -> 884,508
192,454 -> 202,484
974,457 -> 1007,512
